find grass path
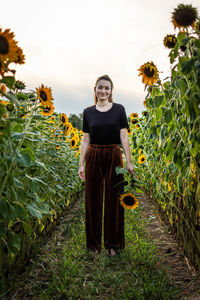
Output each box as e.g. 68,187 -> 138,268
3,191 -> 200,300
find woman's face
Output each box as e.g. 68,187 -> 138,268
95,79 -> 112,101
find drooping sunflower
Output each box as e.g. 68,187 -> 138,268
138,61 -> 159,86
130,112 -> 139,119
60,113 -> 68,125
0,28 -> 19,63
119,193 -> 139,210
70,137 -> 77,149
40,103 -> 55,117
138,154 -> 146,164
36,84 -> 53,105
163,34 -> 177,49
171,4 -> 198,30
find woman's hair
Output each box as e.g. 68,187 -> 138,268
94,74 -> 114,104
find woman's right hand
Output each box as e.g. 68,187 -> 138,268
78,165 -> 85,180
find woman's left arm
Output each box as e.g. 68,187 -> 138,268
120,128 -> 134,175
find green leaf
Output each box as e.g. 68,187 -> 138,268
154,95 -> 164,108
13,176 -> 23,189
1,76 -> 15,89
115,166 -> 128,175
180,58 -> 195,74
26,203 -> 43,219
22,222 -> 32,238
25,174 -> 47,185
164,109 -> 172,124
11,132 -> 26,140
16,147 -> 35,167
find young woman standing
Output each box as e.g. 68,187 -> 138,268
78,75 -> 134,257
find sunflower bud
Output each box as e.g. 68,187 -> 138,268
6,103 -> 14,111
15,80 -> 26,90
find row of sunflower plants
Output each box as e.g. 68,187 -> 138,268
0,27 -> 83,292
127,4 -> 200,269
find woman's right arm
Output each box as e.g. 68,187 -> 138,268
78,133 -> 90,180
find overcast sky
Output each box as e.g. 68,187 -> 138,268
1,0 -> 199,116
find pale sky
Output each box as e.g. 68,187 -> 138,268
1,0 -> 199,116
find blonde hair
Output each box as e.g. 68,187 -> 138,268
93,75 -> 114,104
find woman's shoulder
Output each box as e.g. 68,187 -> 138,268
114,102 -> 126,110
83,105 -> 96,113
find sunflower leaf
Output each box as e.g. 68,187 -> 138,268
115,166 -> 128,175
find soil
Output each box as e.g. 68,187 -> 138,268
2,191 -> 200,300
142,190 -> 200,300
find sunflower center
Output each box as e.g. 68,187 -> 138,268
141,157 -> 145,162
123,196 -> 136,206
40,91 -> 47,101
0,36 -> 9,54
144,66 -> 155,77
61,116 -> 65,123
174,8 -> 197,26
72,140 -> 75,146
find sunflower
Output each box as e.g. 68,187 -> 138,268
138,154 -> 146,164
36,84 -> 53,105
119,193 -> 139,210
172,4 -> 198,30
60,113 -> 68,125
138,148 -> 143,155
0,84 -> 6,95
163,34 -> 177,49
127,128 -> 131,135
12,46 -> 25,64
49,116 -> 56,123
136,124 -> 140,129
64,122 -> 72,136
138,61 -> 159,86
142,111 -> 148,116
56,145 -> 60,150
131,119 -> 138,125
0,28 -> 19,63
130,112 -> 139,119
143,100 -> 147,107
15,80 -> 26,90
0,99 -> 8,105
76,150 -> 80,157
40,103 -> 55,117
70,137 -> 77,149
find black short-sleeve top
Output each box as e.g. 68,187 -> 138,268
82,102 -> 129,145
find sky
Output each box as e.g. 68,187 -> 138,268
1,0 -> 199,117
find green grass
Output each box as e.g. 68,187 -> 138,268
34,199 -> 179,300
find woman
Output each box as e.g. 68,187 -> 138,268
78,74 -> 134,257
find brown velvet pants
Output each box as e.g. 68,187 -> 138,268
85,144 -> 125,252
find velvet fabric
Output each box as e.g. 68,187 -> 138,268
85,144 -> 125,252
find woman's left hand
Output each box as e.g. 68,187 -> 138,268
126,161 -> 134,175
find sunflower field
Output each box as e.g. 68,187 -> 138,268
128,4 -> 200,269
0,28 -> 83,291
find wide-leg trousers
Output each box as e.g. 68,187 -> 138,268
85,144 -> 125,252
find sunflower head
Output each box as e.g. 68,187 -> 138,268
172,3 -> 198,30
138,61 -> 159,86
70,137 -> 77,149
36,84 -> 53,105
142,111 -> 148,116
131,119 -> 138,125
138,154 -> 146,164
60,113 -> 68,125
12,46 -> 25,64
0,28 -> 19,64
40,103 -> 55,117
130,112 -> 139,119
163,34 -> 177,49
127,128 -> 131,135
15,80 -> 26,90
119,193 -> 139,210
